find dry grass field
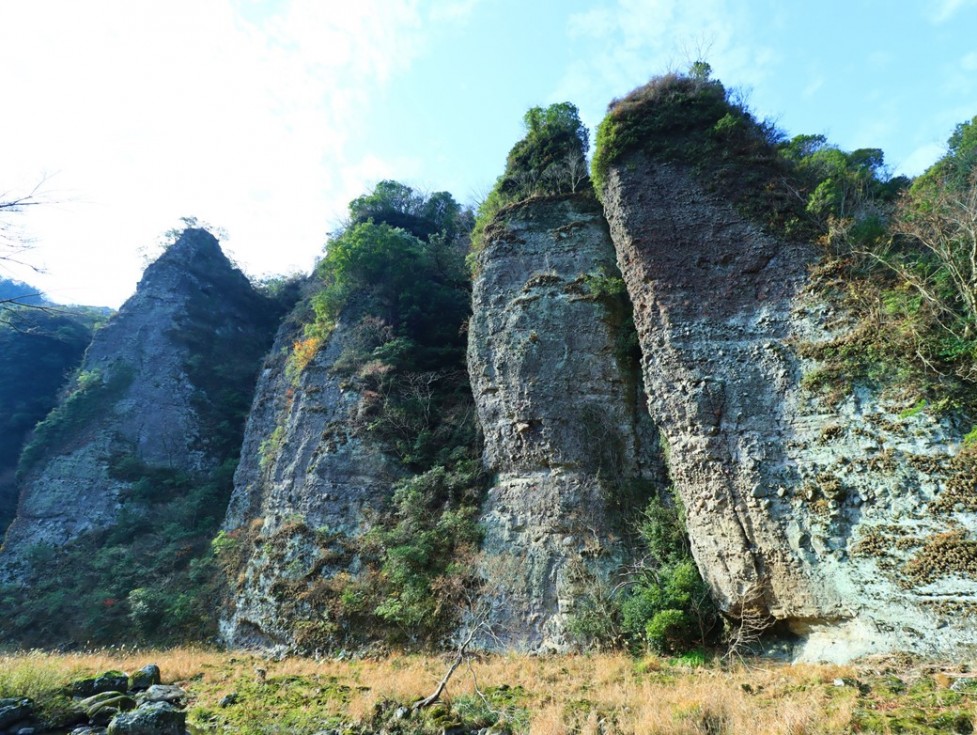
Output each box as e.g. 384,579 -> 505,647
1,647 -> 976,734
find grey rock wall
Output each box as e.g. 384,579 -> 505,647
0,229 -> 272,580
0,229 -> 271,582
219,311 -> 403,651
468,195 -> 662,651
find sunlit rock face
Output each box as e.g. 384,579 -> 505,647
602,154 -> 977,662
0,229 -> 274,581
468,194 -> 663,651
219,311 -> 404,653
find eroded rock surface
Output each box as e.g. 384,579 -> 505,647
468,195 -> 662,650
220,311 -> 403,651
602,155 -> 977,660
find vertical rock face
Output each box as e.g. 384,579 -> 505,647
602,155 -> 977,661
601,158 -> 825,615
468,195 -> 661,651
0,229 -> 274,577
219,309 -> 403,651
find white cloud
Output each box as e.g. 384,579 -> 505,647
803,75 -> 825,99
928,0 -> 977,23
0,0 -> 458,306
429,0 -> 483,23
897,142 -> 945,176
867,51 -> 892,70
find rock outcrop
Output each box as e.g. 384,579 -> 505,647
602,152 -> 977,660
219,305 -> 404,651
468,194 -> 662,650
0,229 -> 275,579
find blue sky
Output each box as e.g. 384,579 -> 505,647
2,0 -> 976,307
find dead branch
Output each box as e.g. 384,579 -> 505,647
411,620 -> 478,710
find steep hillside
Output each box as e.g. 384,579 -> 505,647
219,303 -> 409,650
0,229 -> 280,645
219,184 -> 483,653
0,277 -> 46,305
0,306 -> 100,534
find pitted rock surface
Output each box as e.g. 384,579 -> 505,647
468,195 -> 662,650
602,154 -> 977,660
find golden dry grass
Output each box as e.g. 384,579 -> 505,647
1,647 -> 975,734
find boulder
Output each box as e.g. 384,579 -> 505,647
137,685 -> 187,706
79,692 -> 137,723
107,702 -> 185,735
0,698 -> 33,729
128,665 -> 161,692
71,671 -> 129,698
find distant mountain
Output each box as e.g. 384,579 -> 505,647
0,277 -> 47,306
0,306 -> 101,534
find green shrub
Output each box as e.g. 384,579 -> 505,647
620,496 -> 719,653
368,460 -> 485,643
645,609 -> 693,651
591,69 -> 806,238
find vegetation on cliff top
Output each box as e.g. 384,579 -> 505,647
309,181 -> 474,469
594,66 -> 977,416
469,101 -> 593,269
591,66 -> 809,237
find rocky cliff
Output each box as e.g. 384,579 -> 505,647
218,184 -> 479,654
0,229 -> 276,584
219,303 -> 405,652
468,194 -> 662,650
599,111 -> 977,660
4,84 -> 977,661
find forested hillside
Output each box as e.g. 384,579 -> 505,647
0,295 -> 105,534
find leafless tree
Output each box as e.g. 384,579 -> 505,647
888,174 -> 977,335
722,580 -> 775,663
0,180 -> 48,273
852,173 -> 977,380
411,553 -> 510,711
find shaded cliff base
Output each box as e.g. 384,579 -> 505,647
6,647 -> 977,735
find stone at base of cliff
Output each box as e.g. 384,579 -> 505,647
106,702 -> 185,735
